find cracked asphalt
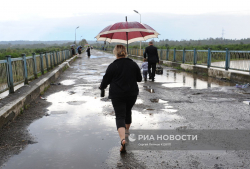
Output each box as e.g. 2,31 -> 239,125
1,49 -> 250,169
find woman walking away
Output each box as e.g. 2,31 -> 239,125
86,46 -> 91,57
99,45 -> 142,153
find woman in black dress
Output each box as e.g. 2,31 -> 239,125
99,45 -> 142,153
86,46 -> 91,57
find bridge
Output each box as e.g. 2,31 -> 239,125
0,49 -> 250,168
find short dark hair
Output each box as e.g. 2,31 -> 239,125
149,41 -> 153,45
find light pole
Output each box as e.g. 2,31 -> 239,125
75,26 -> 79,45
134,10 -> 141,55
80,36 -> 82,45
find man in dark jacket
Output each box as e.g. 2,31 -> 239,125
143,41 -> 159,82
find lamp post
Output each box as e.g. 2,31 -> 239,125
75,26 -> 79,45
134,10 -> 141,56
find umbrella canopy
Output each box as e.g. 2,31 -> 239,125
70,44 -> 75,47
95,21 -> 159,44
76,46 -> 82,50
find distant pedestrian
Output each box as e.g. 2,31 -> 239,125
86,46 -> 91,57
71,46 -> 76,56
99,45 -> 142,153
141,58 -> 148,82
78,46 -> 82,54
143,41 -> 159,82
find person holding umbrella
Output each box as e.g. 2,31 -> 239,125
99,45 -> 142,153
77,46 -> 82,54
143,41 -> 159,82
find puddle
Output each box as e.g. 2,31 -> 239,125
135,99 -> 143,104
50,111 -> 68,114
143,86 -> 155,93
136,64 -> 235,89
60,80 -> 75,85
82,75 -> 103,82
203,97 -> 236,102
150,99 -> 168,103
150,99 -> 159,103
67,101 -> 86,105
145,108 -> 155,111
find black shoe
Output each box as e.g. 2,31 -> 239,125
144,78 -> 147,82
152,79 -> 155,82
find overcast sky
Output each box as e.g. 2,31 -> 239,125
0,0 -> 250,42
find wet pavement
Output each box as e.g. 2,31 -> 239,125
1,50 -> 250,169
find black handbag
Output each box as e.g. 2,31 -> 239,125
155,65 -> 163,75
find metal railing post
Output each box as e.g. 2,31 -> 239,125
60,51 -> 62,63
160,49 -> 163,60
225,48 -> 229,70
182,48 -> 185,63
193,48 -> 197,65
21,53 -> 28,84
207,48 -> 211,68
166,48 -> 169,60
63,51 -> 65,61
56,52 -> 59,66
45,52 -> 49,71
5,55 -> 14,93
50,52 -> 53,69
32,53 -> 38,79
52,52 -> 55,66
173,48 -> 176,62
40,53 -> 44,75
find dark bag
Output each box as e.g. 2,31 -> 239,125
155,65 -> 163,75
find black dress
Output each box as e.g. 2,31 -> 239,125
86,48 -> 91,57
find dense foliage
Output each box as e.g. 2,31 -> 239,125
0,39 -> 88,60
93,38 -> 250,51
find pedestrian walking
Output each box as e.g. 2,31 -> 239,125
143,41 -> 159,82
71,46 -> 76,56
99,45 -> 142,153
86,46 -> 91,57
78,46 -> 82,54
141,58 -> 148,82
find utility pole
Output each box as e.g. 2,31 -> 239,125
75,26 -> 79,45
134,10 -> 142,56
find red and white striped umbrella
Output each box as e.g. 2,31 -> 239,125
95,21 -> 159,44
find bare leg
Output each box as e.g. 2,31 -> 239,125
118,127 -> 125,141
125,124 -> 131,134
118,127 -> 126,152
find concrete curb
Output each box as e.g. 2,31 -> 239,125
0,55 -> 78,129
130,54 -> 250,83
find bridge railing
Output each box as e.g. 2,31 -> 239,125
129,48 -> 250,72
0,50 -> 72,94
